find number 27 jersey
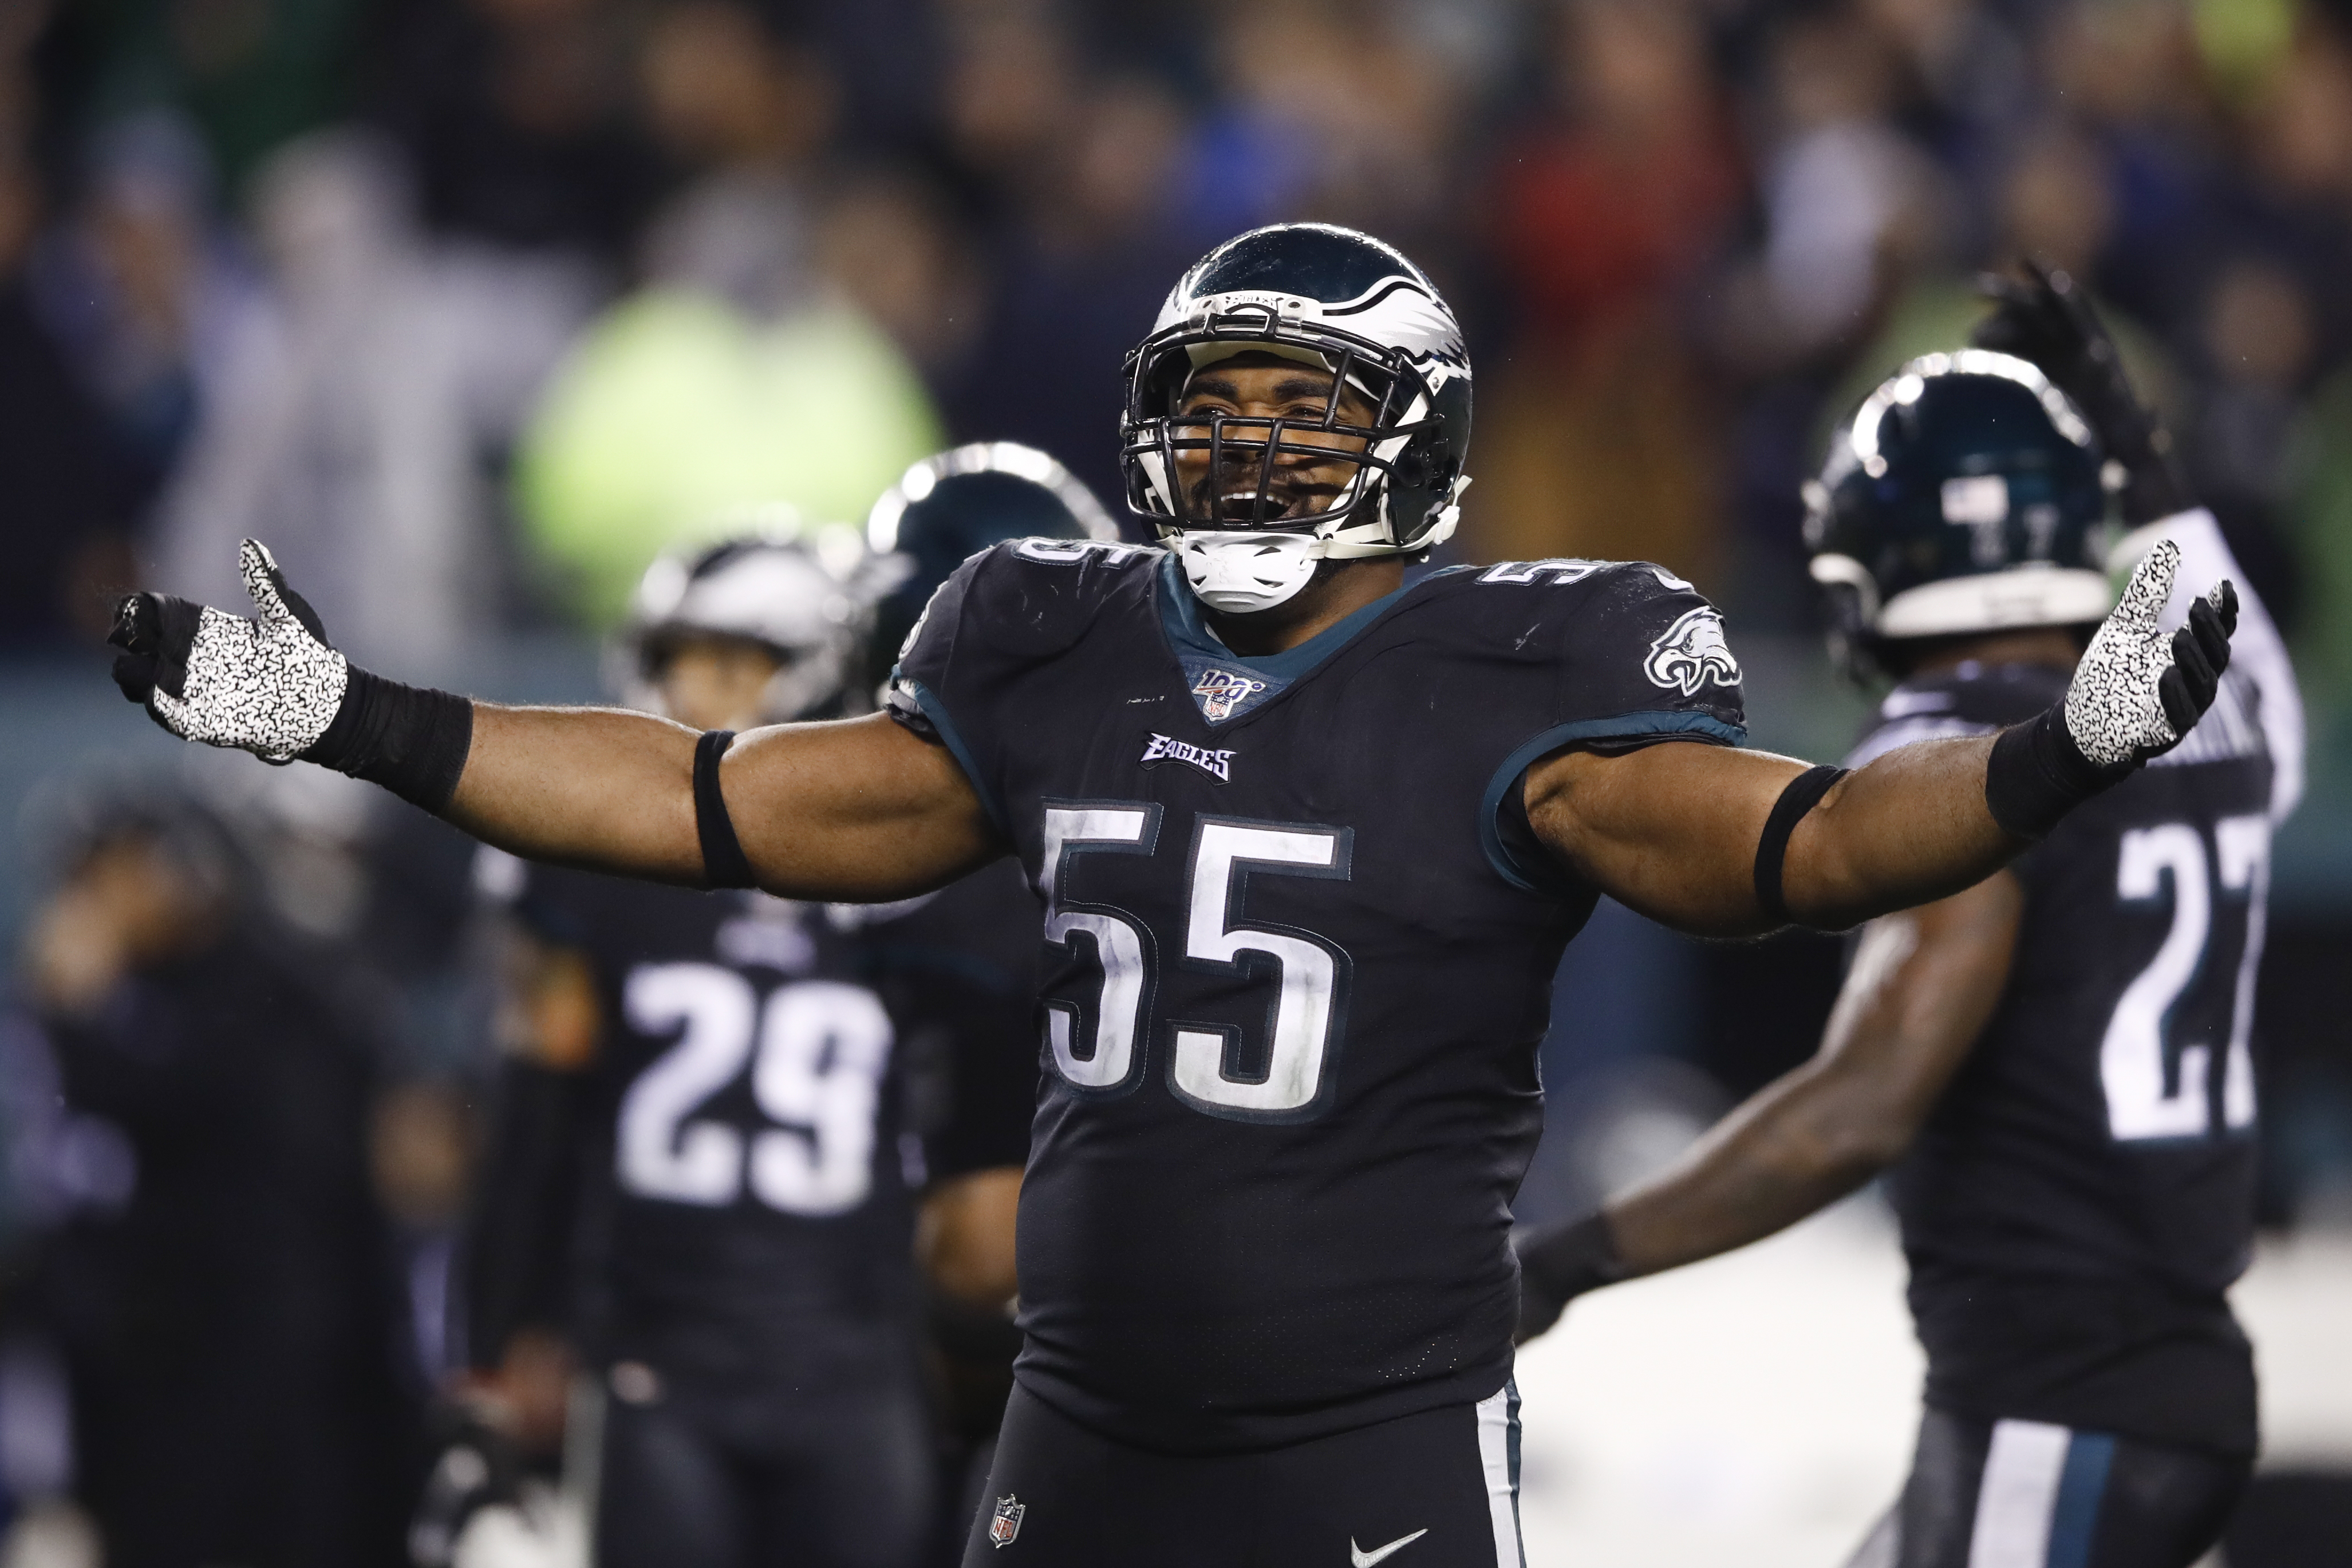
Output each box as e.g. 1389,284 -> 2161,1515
890,540 -> 1746,1453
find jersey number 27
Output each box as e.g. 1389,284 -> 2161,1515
2102,815 -> 2268,1142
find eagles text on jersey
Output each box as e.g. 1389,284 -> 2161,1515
888,539 -> 1745,1452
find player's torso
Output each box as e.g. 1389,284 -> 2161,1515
908,542 -> 1747,1447
526,871 -> 919,1369
1862,665 -> 2275,1298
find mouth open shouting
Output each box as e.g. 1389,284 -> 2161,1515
1166,353 -> 1383,531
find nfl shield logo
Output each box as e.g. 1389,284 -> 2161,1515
989,1495 -> 1025,1548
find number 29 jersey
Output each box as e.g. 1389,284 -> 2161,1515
496,864 -> 916,1385
890,539 -> 1747,1453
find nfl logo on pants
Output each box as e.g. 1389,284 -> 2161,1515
990,1495 -> 1025,1548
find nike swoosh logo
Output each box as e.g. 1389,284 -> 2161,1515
1351,1528 -> 1428,1567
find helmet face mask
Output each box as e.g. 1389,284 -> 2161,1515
1120,224 -> 1473,610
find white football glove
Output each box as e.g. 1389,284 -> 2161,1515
2063,538 -> 2235,768
110,539 -> 350,763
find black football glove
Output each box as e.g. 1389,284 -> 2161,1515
1970,260 -> 2191,525
1512,1211 -> 1626,1345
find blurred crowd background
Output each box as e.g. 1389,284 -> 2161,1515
2,0 -> 2351,1562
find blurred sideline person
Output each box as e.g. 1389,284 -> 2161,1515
108,226 -> 2239,1567
1515,271 -> 2303,1568
19,788 -> 415,1568
513,3 -> 941,629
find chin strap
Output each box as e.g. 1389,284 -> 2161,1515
1163,475 -> 1469,614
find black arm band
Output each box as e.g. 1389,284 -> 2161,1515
694,730 -> 756,890
1753,764 -> 1848,926
1983,704 -> 2126,841
301,667 -> 474,812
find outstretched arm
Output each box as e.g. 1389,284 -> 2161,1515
1514,874 -> 2019,1340
1528,539 -> 2234,936
109,541 -> 1004,900
448,706 -> 1000,899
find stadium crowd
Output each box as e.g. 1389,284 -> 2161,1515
5,0 -> 2352,674
2,0 -> 2351,1563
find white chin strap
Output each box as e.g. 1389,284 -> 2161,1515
1165,477 -> 1469,615
1174,532 -> 1327,614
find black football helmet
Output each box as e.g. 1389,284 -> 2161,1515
865,441 -> 1119,685
1806,349 -> 2119,681
1119,224 -> 1472,610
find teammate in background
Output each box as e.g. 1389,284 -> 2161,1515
850,443 -> 1120,1551
112,227 -> 2239,1567
441,527 -> 933,1568
1514,268 -> 2302,1568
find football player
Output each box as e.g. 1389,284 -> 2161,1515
1514,268 -> 2302,1568
450,527 -> 935,1568
112,226 -> 2239,1568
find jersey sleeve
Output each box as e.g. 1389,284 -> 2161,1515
887,539 -> 1157,835
1471,560 -> 1750,896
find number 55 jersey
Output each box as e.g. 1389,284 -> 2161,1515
889,539 -> 1747,1454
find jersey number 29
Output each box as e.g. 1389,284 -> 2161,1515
617,966 -> 894,1214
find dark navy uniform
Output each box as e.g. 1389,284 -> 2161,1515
890,539 -> 1745,1562
465,864 -> 933,1568
1844,659 -> 2276,1568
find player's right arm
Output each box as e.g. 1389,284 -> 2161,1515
1513,872 -> 2022,1341
449,705 -> 997,898
106,541 -> 1004,899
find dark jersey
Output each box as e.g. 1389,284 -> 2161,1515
476,864 -> 918,1386
1850,662 -> 2276,1455
838,858 -> 1044,1184
890,540 -> 1746,1452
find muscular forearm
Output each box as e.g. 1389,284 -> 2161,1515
1779,735 -> 2014,930
1600,880 -> 2016,1277
1603,1065 -> 1896,1275
445,704 -> 705,882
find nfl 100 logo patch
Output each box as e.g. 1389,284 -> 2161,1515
989,1495 -> 1025,1547
1191,667 -> 1268,721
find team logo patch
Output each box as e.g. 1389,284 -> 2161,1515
989,1495 -> 1025,1547
1643,606 -> 1741,697
1191,668 -> 1269,721
1141,733 -> 1236,783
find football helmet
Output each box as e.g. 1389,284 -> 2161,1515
1120,223 -> 1473,613
867,440 -> 1119,677
1806,349 -> 2118,680
617,512 -> 902,724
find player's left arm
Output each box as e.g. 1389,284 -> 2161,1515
1513,872 -> 2020,1341
1528,543 -> 2236,937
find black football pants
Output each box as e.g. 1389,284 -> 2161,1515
1845,1408 -> 2250,1568
596,1364 -> 934,1568
961,1380 -> 1525,1567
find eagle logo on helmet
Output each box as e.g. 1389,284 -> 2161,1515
1643,607 -> 1741,697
